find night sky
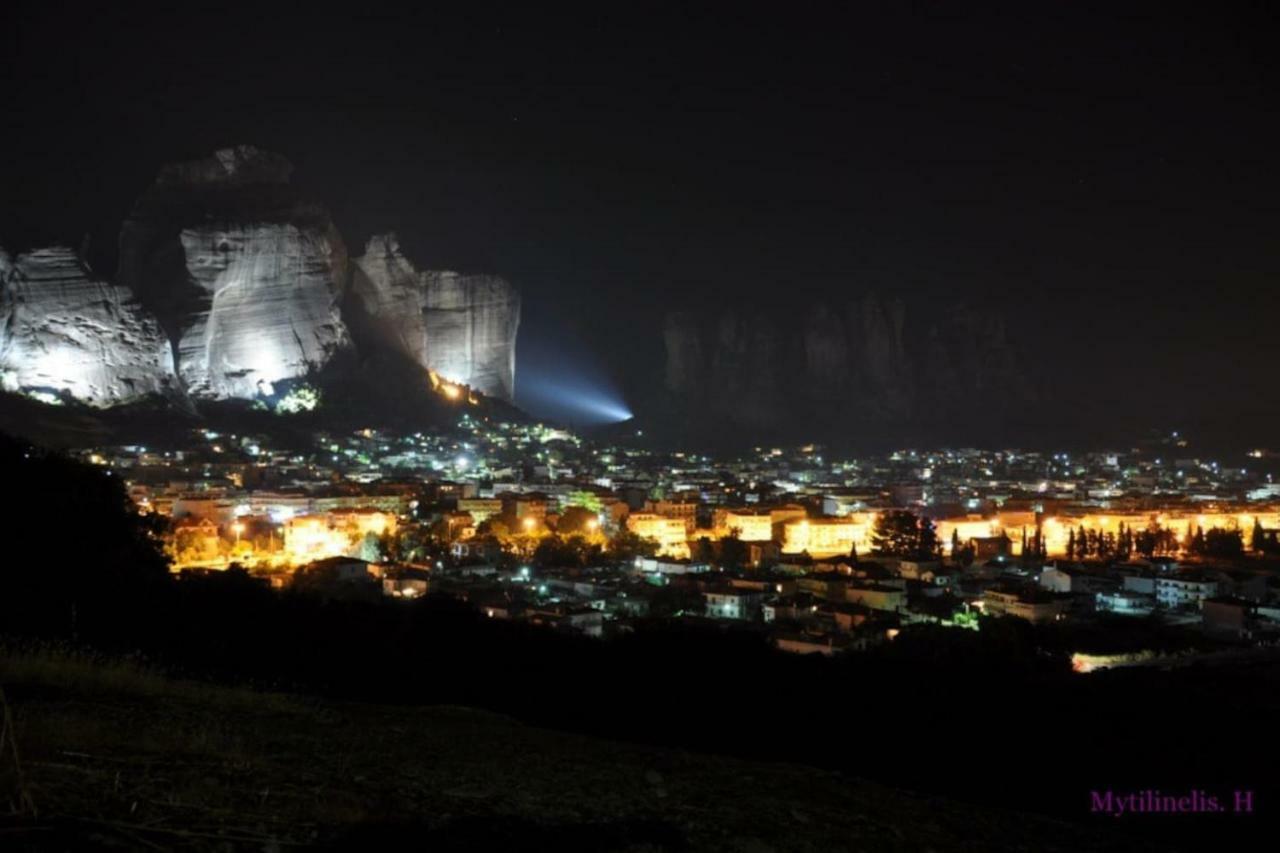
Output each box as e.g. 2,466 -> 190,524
4,3 -> 1278,444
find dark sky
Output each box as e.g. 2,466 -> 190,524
3,2 -> 1279,442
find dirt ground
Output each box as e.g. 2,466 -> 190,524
0,649 -> 1156,851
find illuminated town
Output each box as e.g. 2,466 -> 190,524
5,5 -> 1278,848
82,403 -> 1280,664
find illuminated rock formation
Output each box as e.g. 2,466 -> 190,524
169,222 -> 350,399
0,246 -> 174,405
118,145 -> 351,400
3,148 -> 523,413
352,234 -> 520,402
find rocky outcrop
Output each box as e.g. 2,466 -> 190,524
3,147 -> 523,412
661,295 -> 1032,437
351,234 -> 520,401
155,145 -> 294,188
663,312 -> 704,396
0,246 -> 174,406
118,145 -> 351,400
114,149 -> 520,404
170,223 -> 349,399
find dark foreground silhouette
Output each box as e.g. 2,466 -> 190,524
1,434 -> 1274,850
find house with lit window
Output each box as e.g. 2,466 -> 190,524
713,509 -> 774,542
781,517 -> 871,558
1155,572 -> 1218,610
648,500 -> 700,533
451,538 -> 502,561
703,587 -> 767,620
627,513 -> 691,559
1095,589 -> 1155,616
981,584 -> 1069,623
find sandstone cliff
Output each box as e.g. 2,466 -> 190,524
117,145 -> 351,400
351,234 -> 520,401
0,246 -> 174,406
2,147 -> 523,412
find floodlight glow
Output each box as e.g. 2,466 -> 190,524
514,333 -> 634,426
515,373 -> 633,426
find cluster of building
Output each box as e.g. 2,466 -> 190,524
78,422 -> 1280,658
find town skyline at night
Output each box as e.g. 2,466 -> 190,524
3,4 -> 1278,851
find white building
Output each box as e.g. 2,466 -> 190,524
704,589 -> 766,620
1095,590 -> 1155,616
1155,575 -> 1218,610
981,587 -> 1069,624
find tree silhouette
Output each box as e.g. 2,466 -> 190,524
1190,525 -> 1207,555
608,529 -> 659,562
871,511 -> 940,560
719,534 -> 749,571
919,516 -> 941,560
1204,527 -> 1242,559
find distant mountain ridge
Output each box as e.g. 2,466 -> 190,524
655,294 -> 1036,445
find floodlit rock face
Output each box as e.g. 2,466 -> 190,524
171,223 -> 349,399
0,246 -> 174,405
352,234 -> 520,401
421,269 -> 520,402
119,146 -> 351,400
3,147 -> 523,412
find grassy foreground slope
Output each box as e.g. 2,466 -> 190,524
0,649 -> 1150,852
